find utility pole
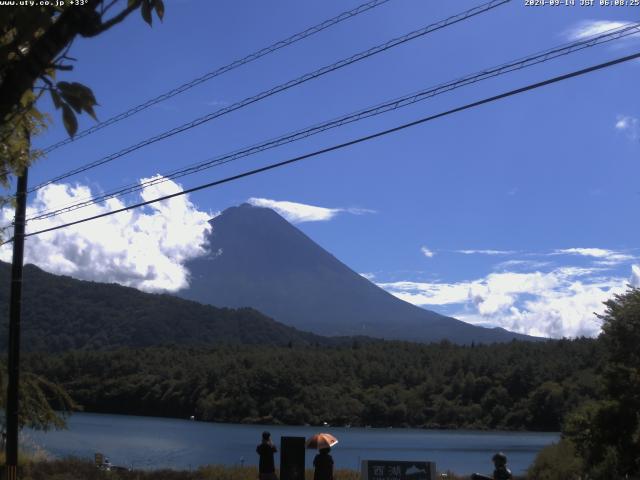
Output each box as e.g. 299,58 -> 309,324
5,158 -> 29,480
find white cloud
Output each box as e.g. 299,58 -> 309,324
247,197 -> 374,223
0,176 -> 213,292
360,272 -> 376,281
554,247 -> 634,265
456,249 -> 515,255
632,265 -> 640,287
615,115 -> 640,141
378,266 -> 635,338
566,20 -> 631,41
346,207 -> 377,215
495,259 -> 551,270
421,246 -> 435,258
377,280 -> 473,306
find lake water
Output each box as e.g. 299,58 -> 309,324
25,413 -> 559,476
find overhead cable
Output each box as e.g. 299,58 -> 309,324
39,0 -> 394,155
5,50 -> 637,244
29,0 -> 511,194
25,22 -> 640,223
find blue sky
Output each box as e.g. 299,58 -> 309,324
2,0 -> 639,338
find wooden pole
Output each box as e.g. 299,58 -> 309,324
5,164 -> 29,480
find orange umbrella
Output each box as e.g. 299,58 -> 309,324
306,433 -> 338,449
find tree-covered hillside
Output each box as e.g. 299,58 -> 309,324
25,338 -> 603,432
0,262 -> 346,351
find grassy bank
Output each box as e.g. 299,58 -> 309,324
7,457 -> 506,480
9,457 -> 363,480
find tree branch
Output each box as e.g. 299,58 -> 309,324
0,0 -> 141,126
102,0 -> 121,16
85,0 -> 142,37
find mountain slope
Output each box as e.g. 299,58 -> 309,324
179,204 -> 537,344
0,262 -> 342,352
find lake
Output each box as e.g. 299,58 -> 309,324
25,413 -> 559,476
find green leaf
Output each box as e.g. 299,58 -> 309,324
60,91 -> 83,113
154,0 -> 165,21
57,81 -> 95,103
71,82 -> 96,104
50,89 -> 62,109
19,89 -> 36,108
30,106 -> 44,122
57,81 -> 98,117
61,103 -> 78,137
84,103 -> 98,121
128,0 -> 138,7
141,0 -> 152,26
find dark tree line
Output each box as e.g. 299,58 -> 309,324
25,338 -> 604,432
0,262 -> 351,352
526,287 -> 640,480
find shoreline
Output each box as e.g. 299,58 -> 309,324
53,410 -> 562,435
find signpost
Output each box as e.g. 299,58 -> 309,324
280,436 -> 306,480
362,460 -> 437,480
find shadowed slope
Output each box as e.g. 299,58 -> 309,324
180,204 -> 537,344
0,261 -> 341,352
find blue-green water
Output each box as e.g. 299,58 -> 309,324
25,413 -> 559,475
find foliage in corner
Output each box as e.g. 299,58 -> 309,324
0,0 -> 164,186
560,287 -> 640,479
0,365 -> 79,432
0,0 -> 165,431
527,438 -> 583,480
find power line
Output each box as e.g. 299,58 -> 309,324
29,0 -> 510,194
6,50 -> 637,244
24,22 -> 640,223
39,0 -> 393,155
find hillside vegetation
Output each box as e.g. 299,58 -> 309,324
25,338 -> 602,431
0,262 -> 351,351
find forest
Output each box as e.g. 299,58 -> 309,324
24,337 -> 603,432
0,262 -> 353,351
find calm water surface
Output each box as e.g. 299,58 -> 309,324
26,413 -> 559,475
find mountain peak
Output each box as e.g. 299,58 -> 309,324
218,202 -> 288,223
180,203 -> 537,344
236,202 -> 260,210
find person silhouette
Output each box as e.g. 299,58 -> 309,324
313,447 -> 334,480
256,431 -> 278,480
471,452 -> 512,480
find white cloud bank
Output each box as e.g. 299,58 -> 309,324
632,264 -> 640,286
378,265 -> 636,338
0,176 -> 213,292
566,20 -> 631,41
247,197 -> 374,223
554,247 -> 635,265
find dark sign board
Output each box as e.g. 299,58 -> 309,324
362,460 -> 437,480
280,436 -> 306,480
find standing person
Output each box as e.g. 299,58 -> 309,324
490,452 -> 512,480
313,447 -> 334,480
471,452 -> 512,480
256,431 -> 278,480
